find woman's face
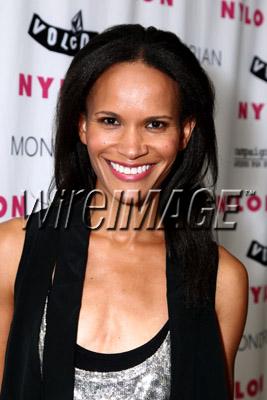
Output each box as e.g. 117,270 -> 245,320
79,61 -> 194,204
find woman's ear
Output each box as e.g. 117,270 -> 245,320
78,113 -> 87,145
179,118 -> 196,150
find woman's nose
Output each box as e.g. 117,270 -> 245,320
116,126 -> 149,159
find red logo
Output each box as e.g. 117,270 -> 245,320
221,1 -> 264,27
235,374 -> 264,398
19,73 -> 64,99
238,102 -> 265,120
143,0 -> 173,6
0,195 -> 25,219
250,285 -> 267,304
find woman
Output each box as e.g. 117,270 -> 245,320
0,24 -> 248,399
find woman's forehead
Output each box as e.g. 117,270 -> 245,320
86,61 -> 180,114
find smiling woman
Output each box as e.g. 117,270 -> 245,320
77,61 -> 191,205
0,24 -> 248,400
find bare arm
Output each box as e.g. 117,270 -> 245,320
215,245 -> 249,399
0,218 -> 25,391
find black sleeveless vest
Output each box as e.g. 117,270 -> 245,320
0,194 -> 230,399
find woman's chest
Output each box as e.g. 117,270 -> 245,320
76,238 -> 169,353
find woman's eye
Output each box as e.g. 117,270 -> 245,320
147,120 -> 166,129
100,117 -> 120,126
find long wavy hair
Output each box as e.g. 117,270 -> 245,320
49,24 -> 218,307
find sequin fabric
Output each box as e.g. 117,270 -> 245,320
39,297 -> 171,399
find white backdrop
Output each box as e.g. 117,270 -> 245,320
0,1 -> 266,398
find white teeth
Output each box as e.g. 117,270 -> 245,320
110,161 -> 152,175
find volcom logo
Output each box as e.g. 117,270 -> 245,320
250,56 -> 267,82
247,240 -> 267,266
28,11 -> 98,56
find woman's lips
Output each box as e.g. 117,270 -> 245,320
105,159 -> 156,182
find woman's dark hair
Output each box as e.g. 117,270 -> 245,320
50,24 -> 218,307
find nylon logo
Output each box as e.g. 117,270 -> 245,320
28,11 -> 98,56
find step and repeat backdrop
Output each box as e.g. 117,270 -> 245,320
0,0 -> 266,398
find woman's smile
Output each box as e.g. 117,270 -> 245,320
105,158 -> 157,182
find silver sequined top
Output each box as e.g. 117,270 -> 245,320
39,298 -> 171,400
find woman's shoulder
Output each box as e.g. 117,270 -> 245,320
216,245 -> 249,296
215,244 -> 249,328
0,217 -> 26,252
0,217 -> 27,296
214,245 -> 249,392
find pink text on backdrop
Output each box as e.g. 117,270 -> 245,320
238,102 -> 265,120
221,1 -> 264,27
250,286 -> 267,304
18,73 -> 64,99
235,374 -> 264,398
143,0 -> 173,6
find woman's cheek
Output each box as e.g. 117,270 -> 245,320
86,135 -> 102,153
162,139 -> 179,157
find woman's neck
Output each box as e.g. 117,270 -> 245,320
88,188 -> 164,245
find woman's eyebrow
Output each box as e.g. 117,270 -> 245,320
94,111 -> 174,120
95,111 -> 118,116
